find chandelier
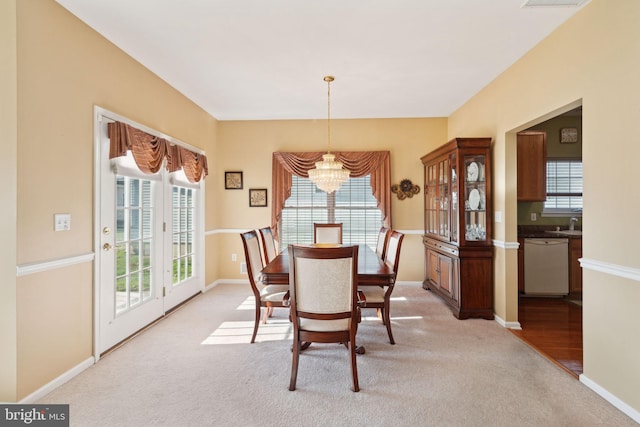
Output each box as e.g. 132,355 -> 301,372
308,76 -> 350,193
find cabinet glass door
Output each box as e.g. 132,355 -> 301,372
438,157 -> 450,239
464,155 -> 487,241
450,153 -> 458,243
425,163 -> 438,235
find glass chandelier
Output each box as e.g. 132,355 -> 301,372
308,76 -> 350,193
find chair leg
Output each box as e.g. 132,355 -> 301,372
289,339 -> 300,391
251,305 -> 260,343
349,332 -> 360,392
261,304 -> 272,324
382,305 -> 395,345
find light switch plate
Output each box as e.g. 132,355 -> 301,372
54,213 -> 71,231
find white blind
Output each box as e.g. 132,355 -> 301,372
544,160 -> 583,212
280,175 -> 383,251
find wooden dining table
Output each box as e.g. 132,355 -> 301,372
260,243 -> 395,287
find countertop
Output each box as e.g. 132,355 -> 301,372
518,225 -> 582,239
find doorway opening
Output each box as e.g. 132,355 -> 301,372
514,104 -> 583,377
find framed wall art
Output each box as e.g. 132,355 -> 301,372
249,188 -> 267,207
225,171 -> 243,189
560,127 -> 578,144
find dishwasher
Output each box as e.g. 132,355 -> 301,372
524,238 -> 569,295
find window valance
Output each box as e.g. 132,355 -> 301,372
108,121 -> 208,183
271,151 -> 391,239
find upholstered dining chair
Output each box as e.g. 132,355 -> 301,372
240,230 -> 289,343
313,223 -> 343,244
288,244 -> 360,392
359,230 -> 404,345
375,226 -> 390,259
258,226 -> 278,264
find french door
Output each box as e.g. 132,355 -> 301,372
95,108 -> 204,355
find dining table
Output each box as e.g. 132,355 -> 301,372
260,243 -> 395,287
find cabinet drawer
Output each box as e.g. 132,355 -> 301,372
424,238 -> 459,257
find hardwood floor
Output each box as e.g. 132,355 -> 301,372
510,296 -> 583,378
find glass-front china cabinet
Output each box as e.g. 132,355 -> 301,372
421,138 -> 494,319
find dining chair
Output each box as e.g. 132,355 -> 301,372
313,223 -> 343,244
375,226 -> 390,259
258,226 -> 278,264
240,230 -> 289,343
359,230 -> 404,345
288,244 -> 360,392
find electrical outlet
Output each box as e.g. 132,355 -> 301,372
531,213 -> 537,221
240,262 -> 247,274
495,211 -> 502,223
231,253 -> 237,262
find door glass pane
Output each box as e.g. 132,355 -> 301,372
115,175 -> 155,315
172,186 -> 195,287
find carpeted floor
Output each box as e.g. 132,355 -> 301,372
39,283 -> 636,426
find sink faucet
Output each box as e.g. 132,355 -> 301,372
569,217 -> 579,231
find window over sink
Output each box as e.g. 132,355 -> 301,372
543,159 -> 583,216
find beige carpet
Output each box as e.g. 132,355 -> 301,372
40,283 -> 635,426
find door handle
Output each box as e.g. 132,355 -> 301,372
103,243 -> 112,251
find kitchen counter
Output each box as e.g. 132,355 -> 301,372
518,225 -> 582,239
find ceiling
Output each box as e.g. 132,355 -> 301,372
55,0 -> 589,121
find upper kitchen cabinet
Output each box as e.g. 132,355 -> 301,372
517,131 -> 547,202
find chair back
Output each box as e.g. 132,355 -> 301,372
375,226 -> 390,259
240,230 -> 264,294
313,223 -> 343,244
288,245 -> 358,331
258,226 -> 278,264
384,230 -> 405,275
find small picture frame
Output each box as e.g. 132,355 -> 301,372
249,188 -> 268,207
560,127 -> 578,144
225,171 -> 243,190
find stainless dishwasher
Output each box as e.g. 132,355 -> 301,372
524,238 -> 569,295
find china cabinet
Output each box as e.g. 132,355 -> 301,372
421,138 -> 494,319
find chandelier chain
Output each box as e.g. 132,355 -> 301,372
325,75 -> 333,153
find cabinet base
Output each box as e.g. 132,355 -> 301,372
423,284 -> 494,320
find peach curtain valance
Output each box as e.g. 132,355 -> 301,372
108,121 -> 208,182
271,151 -> 391,240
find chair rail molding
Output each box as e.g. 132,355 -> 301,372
17,252 -> 95,277
580,258 -> 640,282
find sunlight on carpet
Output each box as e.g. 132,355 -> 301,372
201,319 -> 293,345
202,294 -> 424,345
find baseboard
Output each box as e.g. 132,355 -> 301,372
395,280 -> 423,286
205,279 -> 424,291
20,357 -> 95,404
494,313 -> 522,330
205,279 -> 246,292
580,374 -> 640,424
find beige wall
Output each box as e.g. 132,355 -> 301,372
449,0 -> 639,413
0,0 -> 18,403
11,0 -> 217,400
210,118 -> 447,283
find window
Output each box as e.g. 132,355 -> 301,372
543,159 -> 583,215
279,175 -> 383,251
